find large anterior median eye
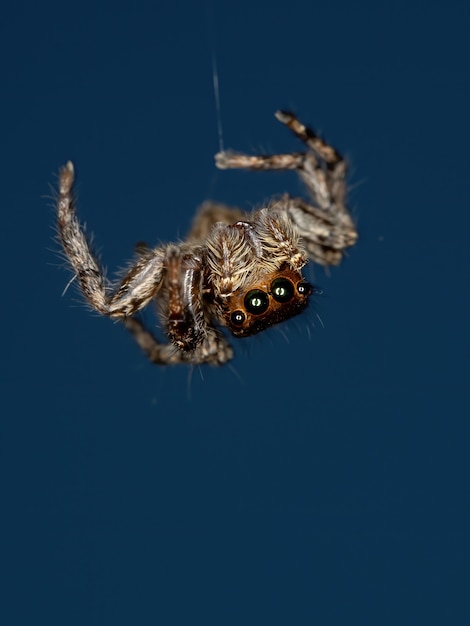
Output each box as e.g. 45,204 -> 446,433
270,277 -> 294,303
244,290 -> 269,314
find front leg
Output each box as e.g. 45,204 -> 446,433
57,162 -> 165,317
215,111 -> 358,266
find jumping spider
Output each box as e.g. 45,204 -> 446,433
56,111 -> 357,366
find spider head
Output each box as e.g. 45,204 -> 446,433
223,267 -> 312,338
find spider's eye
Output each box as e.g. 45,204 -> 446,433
244,290 -> 269,315
297,281 -> 312,296
270,277 -> 294,303
230,310 -> 246,326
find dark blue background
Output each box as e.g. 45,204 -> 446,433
2,1 -> 469,624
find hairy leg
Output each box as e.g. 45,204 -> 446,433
57,162 -> 165,317
124,317 -> 233,366
215,112 -> 358,266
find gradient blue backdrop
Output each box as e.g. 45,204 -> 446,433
2,1 -> 469,624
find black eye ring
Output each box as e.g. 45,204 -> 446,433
230,310 -> 246,326
244,289 -> 269,315
270,277 -> 295,303
297,281 -> 312,296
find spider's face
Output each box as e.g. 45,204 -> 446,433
223,267 -> 312,338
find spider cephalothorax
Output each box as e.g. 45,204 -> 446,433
56,111 -> 357,366
204,211 -> 311,337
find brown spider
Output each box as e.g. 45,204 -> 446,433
56,111 -> 357,366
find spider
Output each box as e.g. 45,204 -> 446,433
56,111 -> 357,366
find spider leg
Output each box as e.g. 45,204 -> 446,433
216,151 -> 306,171
57,163 -> 233,366
215,112 -> 358,266
124,317 -> 181,365
57,162 -> 165,317
124,317 -> 233,366
274,110 -> 342,165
